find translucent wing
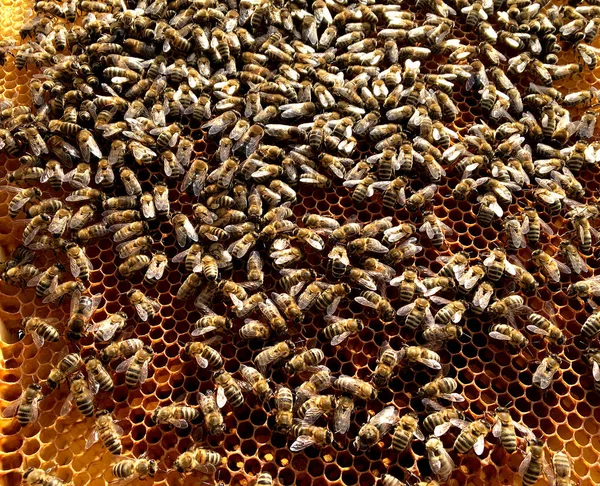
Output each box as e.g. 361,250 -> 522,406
88,374 -> 100,395
434,422 -> 453,437
139,361 -> 149,384
490,331 -> 512,341
60,393 -> 74,416
2,393 -> 23,418
303,407 -> 325,426
331,331 -> 353,346
334,405 -> 352,434
473,435 -> 485,455
85,430 -> 99,450
135,304 -> 149,321
116,356 -> 134,373
526,325 -> 550,336
169,418 -> 189,429
519,452 -> 533,477
290,435 -> 317,452
492,419 -> 502,438
31,330 -> 44,349
195,355 -> 209,368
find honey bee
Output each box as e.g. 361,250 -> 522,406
290,421 -> 334,451
116,345 -> 153,388
152,404 -> 199,430
520,440 -> 546,486
490,406 -> 534,454
60,373 -> 95,417
240,364 -> 271,401
296,366 -> 335,404
483,248 -> 517,281
549,451 -> 575,486
42,280 -> 85,305
274,386 -> 294,432
26,264 -> 63,299
419,375 -> 464,403
112,456 -> 158,481
128,290 -> 160,321
426,437 -> 455,482
99,339 -> 144,365
254,340 -> 295,374
112,221 -> 149,244
368,341 -> 400,387
388,263 -> 424,297
568,277 -> 600,300
430,297 -> 468,325
22,468 -> 67,486
87,311 -> 128,343
355,287 -> 396,321
19,315 -> 60,349
173,447 -> 222,474
193,305 -> 232,336
399,346 -> 442,370
117,236 -> 154,260
171,213 -> 199,247
353,406 -> 400,450
532,354 -> 561,389
396,297 -> 434,331
448,419 -> 489,455
520,207 -> 554,245
86,410 -> 123,455
489,324 -> 528,351
334,375 -> 377,401
406,184 -> 438,211
531,249 -> 571,283
2,383 -> 42,426
423,401 -> 465,436
142,252 -> 168,284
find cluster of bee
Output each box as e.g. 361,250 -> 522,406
3,0 -> 600,482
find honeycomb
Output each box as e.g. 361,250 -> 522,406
0,0 -> 599,485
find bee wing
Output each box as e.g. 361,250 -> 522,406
23,226 -> 41,246
302,407 -> 325,426
139,361 -> 149,384
2,392 -> 24,418
60,393 -> 74,416
593,361 -> 600,382
440,393 -> 465,402
290,435 -> 317,452
216,386 -> 227,408
331,331 -> 352,346
555,260 -> 571,275
172,248 -> 191,263
31,330 -> 44,349
85,429 -> 99,450
370,406 -> 399,433
334,404 -> 353,434
49,214 -> 69,235
420,221 -> 435,240
526,324 -> 550,337
116,356 -> 135,373
408,424 -> 424,441
355,296 -> 378,309
434,422 -> 454,437
473,435 -> 486,456
327,297 -> 342,316
168,418 -> 190,429
26,272 -> 44,287
492,419 -> 503,438
519,452 -> 533,477
69,256 -> 82,278
417,357 -> 442,370
423,398 -> 444,411
514,422 -> 535,440
430,296 -> 451,305
458,270 -> 478,290
489,331 -> 511,341
88,374 -> 100,395
504,260 -> 517,276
